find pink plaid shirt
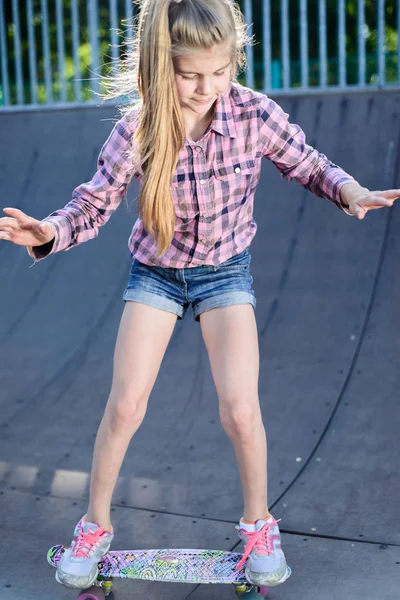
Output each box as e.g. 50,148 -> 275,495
29,83 -> 354,267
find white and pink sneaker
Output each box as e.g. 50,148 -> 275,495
236,515 -> 291,586
56,516 -> 114,589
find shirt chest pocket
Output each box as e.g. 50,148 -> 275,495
171,173 -> 199,226
213,158 -> 255,182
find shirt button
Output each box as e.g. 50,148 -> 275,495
203,213 -> 209,219
199,179 -> 206,185
195,146 -> 202,152
201,238 -> 209,245
235,167 -> 241,173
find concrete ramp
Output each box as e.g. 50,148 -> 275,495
0,91 -> 399,599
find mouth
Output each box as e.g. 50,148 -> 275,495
193,97 -> 214,104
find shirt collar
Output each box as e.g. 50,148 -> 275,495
211,87 -> 237,139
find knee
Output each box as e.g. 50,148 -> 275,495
220,402 -> 262,441
105,392 -> 148,433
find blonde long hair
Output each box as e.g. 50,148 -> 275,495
103,0 -> 251,256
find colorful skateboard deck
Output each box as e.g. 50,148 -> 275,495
48,545 -> 291,598
48,545 -> 250,584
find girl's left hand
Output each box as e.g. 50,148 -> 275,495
340,182 -> 400,220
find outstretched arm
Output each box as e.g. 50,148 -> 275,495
24,110 -> 139,263
258,96 -> 355,209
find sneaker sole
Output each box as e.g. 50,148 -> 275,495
55,567 -> 99,590
246,565 -> 292,587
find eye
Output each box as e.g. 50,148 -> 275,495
180,71 -> 225,81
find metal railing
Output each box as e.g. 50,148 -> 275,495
0,0 -> 399,111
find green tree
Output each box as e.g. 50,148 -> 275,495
1,0 -> 398,105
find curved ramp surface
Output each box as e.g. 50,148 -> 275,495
0,91 -> 399,600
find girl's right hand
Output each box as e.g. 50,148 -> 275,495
0,207 -> 55,247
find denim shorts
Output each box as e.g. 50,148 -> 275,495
123,247 -> 256,322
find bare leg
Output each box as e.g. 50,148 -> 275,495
200,304 -> 268,522
86,302 -> 177,530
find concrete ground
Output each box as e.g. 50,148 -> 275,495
0,89 -> 399,600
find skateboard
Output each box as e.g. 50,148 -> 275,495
48,545 -> 292,599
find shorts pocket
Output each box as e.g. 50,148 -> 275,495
217,248 -> 251,270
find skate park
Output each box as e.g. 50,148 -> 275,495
1,0 -> 400,596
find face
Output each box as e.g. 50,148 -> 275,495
173,44 -> 233,117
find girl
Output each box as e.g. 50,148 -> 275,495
1,0 -> 398,591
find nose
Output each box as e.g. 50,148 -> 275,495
196,77 -> 213,97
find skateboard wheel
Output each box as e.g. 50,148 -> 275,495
76,587 -> 105,600
258,586 -> 268,597
236,589 -> 263,599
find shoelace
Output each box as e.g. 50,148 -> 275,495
236,518 -> 281,571
72,527 -> 106,559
